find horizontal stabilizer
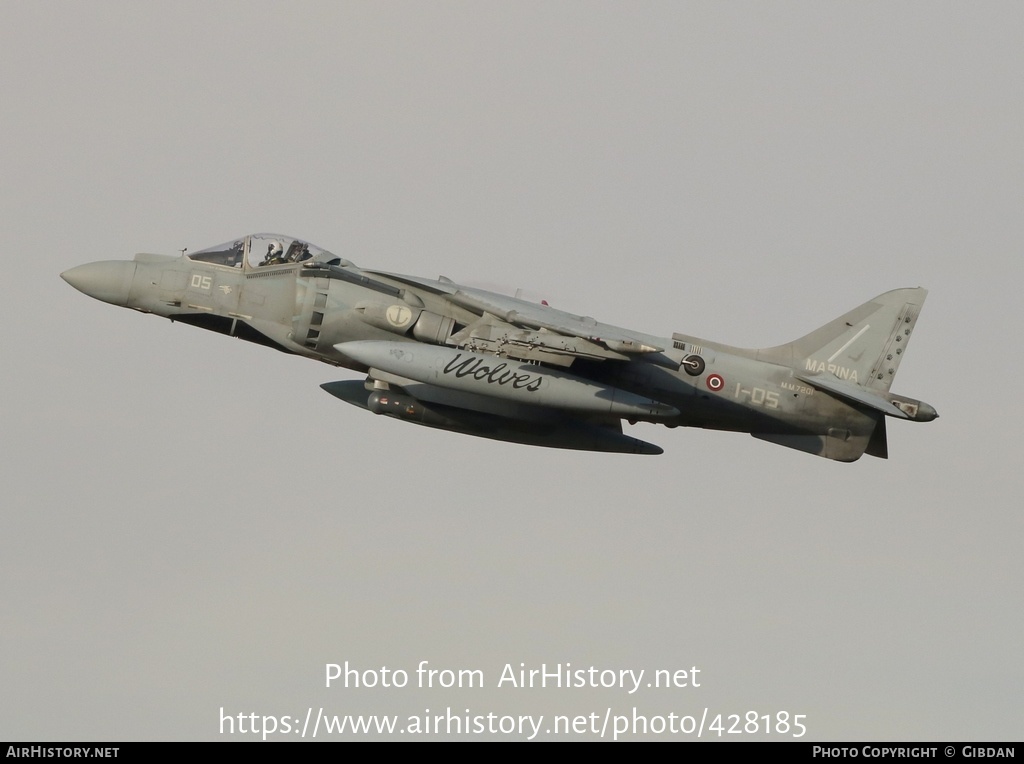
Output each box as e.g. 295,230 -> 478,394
795,372 -> 909,418
795,372 -> 938,422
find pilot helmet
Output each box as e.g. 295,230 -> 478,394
268,241 -> 284,257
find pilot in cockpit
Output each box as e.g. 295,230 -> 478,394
260,240 -> 285,266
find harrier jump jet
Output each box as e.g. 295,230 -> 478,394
62,233 -> 936,460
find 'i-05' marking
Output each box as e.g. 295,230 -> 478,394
734,383 -> 780,409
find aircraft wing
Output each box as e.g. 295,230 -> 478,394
367,270 -> 668,367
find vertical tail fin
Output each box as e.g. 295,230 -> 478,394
761,287 -> 928,390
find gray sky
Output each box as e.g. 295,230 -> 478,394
2,1 -> 1021,741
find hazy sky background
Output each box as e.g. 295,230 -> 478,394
2,2 -> 1021,740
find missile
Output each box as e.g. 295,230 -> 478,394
334,341 -> 679,419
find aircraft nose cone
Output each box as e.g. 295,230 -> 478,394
61,261 -> 136,307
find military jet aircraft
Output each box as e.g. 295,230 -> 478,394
62,233 -> 936,461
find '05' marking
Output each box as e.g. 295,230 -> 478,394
190,273 -> 212,291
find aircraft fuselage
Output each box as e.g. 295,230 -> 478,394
62,234 -> 936,460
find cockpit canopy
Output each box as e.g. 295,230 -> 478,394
187,234 -> 347,269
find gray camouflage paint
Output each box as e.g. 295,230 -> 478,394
62,233 -> 936,462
